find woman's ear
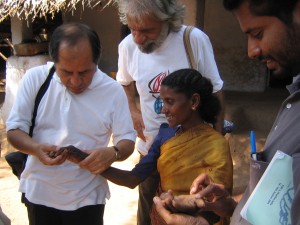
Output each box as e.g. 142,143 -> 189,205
191,93 -> 200,110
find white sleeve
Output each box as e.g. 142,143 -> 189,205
110,83 -> 137,144
116,36 -> 135,86
6,66 -> 47,133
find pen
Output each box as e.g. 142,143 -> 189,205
250,130 -> 257,160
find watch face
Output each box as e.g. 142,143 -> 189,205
116,151 -> 122,160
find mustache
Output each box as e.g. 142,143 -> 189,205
257,54 -> 273,61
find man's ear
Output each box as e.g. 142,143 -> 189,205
294,1 -> 300,24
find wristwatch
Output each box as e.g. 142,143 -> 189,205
112,146 -> 122,160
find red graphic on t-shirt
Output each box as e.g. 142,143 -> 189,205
148,71 -> 169,115
148,72 -> 168,94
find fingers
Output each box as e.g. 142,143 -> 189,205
132,114 -> 146,142
49,147 -> 65,158
160,190 -> 174,201
153,196 -> 173,221
46,153 -> 68,165
79,148 -> 115,174
38,145 -> 66,165
135,123 -> 146,142
172,194 -> 201,214
159,190 -> 179,213
196,200 -> 222,213
137,130 -> 146,142
79,156 -> 109,174
42,152 -> 67,165
190,173 -> 211,194
154,196 -> 208,225
196,183 -> 227,200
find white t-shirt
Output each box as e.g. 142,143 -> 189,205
117,25 -> 223,155
6,62 -> 136,210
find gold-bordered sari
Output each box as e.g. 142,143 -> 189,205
151,123 -> 233,225
158,123 -> 233,194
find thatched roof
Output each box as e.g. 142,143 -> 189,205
0,0 -> 116,23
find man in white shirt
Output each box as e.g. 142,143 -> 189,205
6,23 -> 136,225
116,0 -> 224,224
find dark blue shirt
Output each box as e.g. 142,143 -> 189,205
131,123 -> 178,181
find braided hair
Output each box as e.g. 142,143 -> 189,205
161,69 -> 220,124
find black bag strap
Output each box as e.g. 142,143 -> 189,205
29,65 -> 55,137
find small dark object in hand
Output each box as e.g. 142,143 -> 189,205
62,145 -> 89,163
51,145 -> 89,163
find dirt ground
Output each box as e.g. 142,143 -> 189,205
0,86 -> 288,225
0,147 -> 140,225
0,90 -> 277,224
0,120 -> 141,225
0,129 -> 268,225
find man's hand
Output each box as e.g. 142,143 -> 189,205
50,145 -> 89,164
159,190 -> 180,213
36,144 -> 68,165
190,173 -> 213,195
122,82 -> 146,142
159,190 -> 203,214
153,196 -> 209,225
79,147 -> 116,174
158,190 -> 220,224
190,174 -> 237,217
6,129 -> 68,165
131,110 -> 146,141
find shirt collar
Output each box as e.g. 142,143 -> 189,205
286,74 -> 300,94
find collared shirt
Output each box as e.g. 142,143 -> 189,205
6,62 -> 136,210
231,76 -> 300,225
117,25 -> 223,155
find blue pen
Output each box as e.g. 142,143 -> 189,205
250,130 -> 257,160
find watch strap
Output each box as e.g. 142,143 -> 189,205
112,146 -> 121,160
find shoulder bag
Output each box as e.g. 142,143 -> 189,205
5,66 -> 55,179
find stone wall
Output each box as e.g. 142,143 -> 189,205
175,0 -> 269,92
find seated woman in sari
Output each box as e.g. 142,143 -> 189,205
102,68 -> 233,225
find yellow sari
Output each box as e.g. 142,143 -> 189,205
151,124 -> 233,225
157,123 -> 233,195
